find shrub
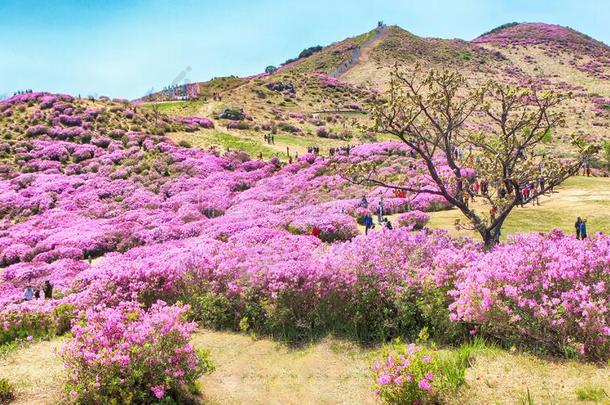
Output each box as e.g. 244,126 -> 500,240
60,301 -> 213,403
0,378 -> 15,404
178,140 -> 192,148
288,214 -> 359,242
372,337 -> 483,404
372,342 -> 439,404
450,231 -> 610,360
316,127 -> 330,138
575,384 -> 608,401
397,210 -> 430,230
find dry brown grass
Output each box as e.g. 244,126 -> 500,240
193,331 -> 376,405
452,350 -> 610,405
0,339 -> 64,404
1,331 -> 609,404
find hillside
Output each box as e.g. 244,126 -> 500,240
2,21 -> 610,405
140,22 -> 610,162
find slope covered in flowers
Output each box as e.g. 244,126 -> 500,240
0,93 -> 608,364
472,23 -> 609,56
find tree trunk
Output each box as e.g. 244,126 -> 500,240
481,224 -> 502,251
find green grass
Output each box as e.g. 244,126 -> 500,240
169,130 -> 283,159
141,100 -> 202,115
427,176 -> 610,241
575,385 -> 608,402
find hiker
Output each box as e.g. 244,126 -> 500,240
522,185 -> 530,203
580,219 -> 588,239
531,183 -> 540,206
575,217 -> 582,239
271,135 -> 275,145
473,181 -> 480,195
481,179 -> 489,195
490,205 -> 497,222
462,190 -> 470,208
264,134 -> 268,143
376,198 -> 384,224
43,280 -> 53,299
34,288 -> 40,299
311,226 -> 321,238
24,286 -> 34,301
359,196 -> 369,208
363,213 -> 374,235
384,218 -> 393,230
498,187 -> 507,199
539,176 -> 545,193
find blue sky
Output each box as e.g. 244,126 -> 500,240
1,0 -> 609,100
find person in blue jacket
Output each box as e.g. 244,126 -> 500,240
580,219 -> 587,239
363,213 -> 374,235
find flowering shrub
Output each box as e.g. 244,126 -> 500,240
60,301 -> 213,403
372,343 -> 438,404
0,92 -> 608,365
288,214 -> 359,242
397,210 -> 430,230
316,127 -> 330,137
450,230 -> 610,360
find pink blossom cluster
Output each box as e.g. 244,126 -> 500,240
372,343 -> 436,403
473,23 -> 610,60
397,210 -> 430,230
60,300 -> 207,402
449,230 -> 610,359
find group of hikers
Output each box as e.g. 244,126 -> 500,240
13,89 -> 34,96
459,175 -> 548,212
263,134 -> 275,144
575,217 -> 588,239
359,196 -> 392,235
23,280 -> 53,301
329,145 -> 352,156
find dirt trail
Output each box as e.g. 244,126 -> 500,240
330,25 -> 389,79
349,28 -> 390,72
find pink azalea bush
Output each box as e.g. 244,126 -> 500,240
0,92 -> 608,364
397,210 -> 430,230
449,230 -> 610,359
372,343 -> 438,404
60,301 -> 213,403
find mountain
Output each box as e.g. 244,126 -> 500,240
140,22 -> 610,153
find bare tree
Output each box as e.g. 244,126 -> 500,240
346,64 -> 597,248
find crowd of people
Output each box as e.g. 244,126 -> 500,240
13,89 -> 34,96
359,196 -> 393,235
264,134 -> 275,144
329,145 -> 352,156
23,280 -> 53,301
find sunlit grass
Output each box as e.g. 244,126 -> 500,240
428,176 -> 610,241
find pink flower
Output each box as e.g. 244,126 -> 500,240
418,378 -> 432,391
151,385 -> 165,399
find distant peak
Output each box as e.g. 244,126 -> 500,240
472,22 -> 608,54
